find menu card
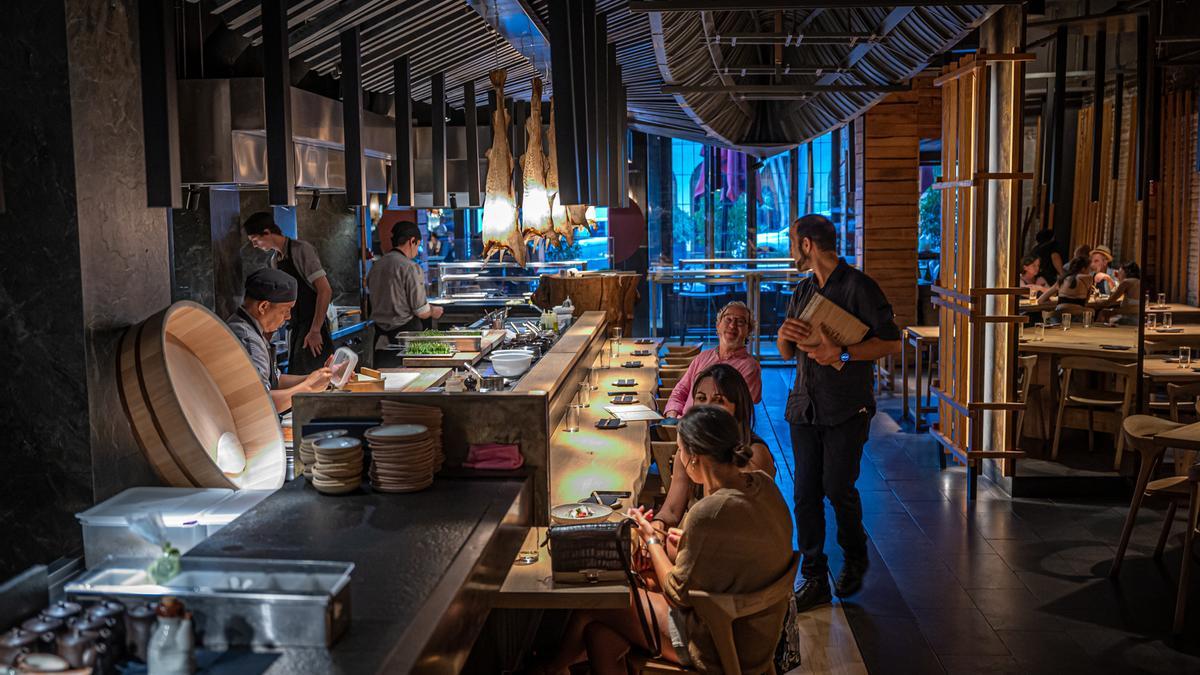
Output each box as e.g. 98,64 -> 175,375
795,294 -> 869,371
603,404 -> 664,422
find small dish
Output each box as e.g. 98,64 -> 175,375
551,502 -> 614,524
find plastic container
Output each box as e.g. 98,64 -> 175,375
329,346 -> 358,389
76,487 -> 272,568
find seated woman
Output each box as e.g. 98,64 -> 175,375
1099,261 -> 1141,325
663,301 -> 762,418
1036,256 -> 1094,315
654,364 -> 775,535
1019,254 -> 1049,292
539,406 -> 794,674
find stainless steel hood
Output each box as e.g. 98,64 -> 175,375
177,77 -> 547,206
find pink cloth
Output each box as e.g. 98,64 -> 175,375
664,346 -> 762,417
464,443 -> 524,470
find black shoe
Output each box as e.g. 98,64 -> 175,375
793,575 -> 832,612
835,559 -> 869,598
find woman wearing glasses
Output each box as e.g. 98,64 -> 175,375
662,301 -> 762,418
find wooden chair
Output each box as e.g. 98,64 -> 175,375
635,553 -> 800,675
666,344 -> 702,357
1172,463 -> 1200,633
1015,355 -> 1048,442
1110,414 -> 1189,579
655,397 -> 671,412
1050,356 -> 1136,469
651,441 -> 677,492
659,425 -> 678,442
661,378 -> 681,392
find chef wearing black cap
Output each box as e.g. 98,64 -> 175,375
227,268 -> 333,413
243,212 -> 335,374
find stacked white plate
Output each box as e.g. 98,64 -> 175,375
365,424 -> 435,493
298,429 -> 348,478
310,437 -> 363,495
380,401 -> 445,471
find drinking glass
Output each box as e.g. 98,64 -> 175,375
578,382 -> 592,407
1147,313 -> 1158,330
599,346 -> 611,369
1182,347 -> 1192,370
587,366 -> 600,390
1037,323 -> 1046,341
610,337 -> 620,361
515,527 -> 541,565
1159,293 -> 1167,308
1061,313 -> 1072,331
1082,310 -> 1094,329
1164,312 -> 1173,329
611,326 -> 623,343
1041,311 -> 1053,327
564,404 -> 579,432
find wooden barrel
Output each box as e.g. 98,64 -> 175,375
118,301 -> 285,490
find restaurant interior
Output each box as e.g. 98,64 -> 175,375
4,0 -> 1200,672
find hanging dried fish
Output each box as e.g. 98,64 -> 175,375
481,69 -> 526,266
562,204 -> 593,246
520,78 -> 553,245
544,96 -> 566,248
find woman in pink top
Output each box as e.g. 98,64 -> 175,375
663,301 -> 762,418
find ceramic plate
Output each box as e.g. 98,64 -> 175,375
550,502 -> 614,524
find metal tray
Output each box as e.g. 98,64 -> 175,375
395,331 -> 484,352
65,557 -> 353,649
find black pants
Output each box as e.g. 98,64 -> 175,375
791,409 -> 872,578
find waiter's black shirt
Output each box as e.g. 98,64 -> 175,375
784,259 -> 902,426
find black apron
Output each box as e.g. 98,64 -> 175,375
373,316 -> 425,368
279,239 -> 334,373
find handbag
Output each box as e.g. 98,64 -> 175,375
548,519 -> 662,656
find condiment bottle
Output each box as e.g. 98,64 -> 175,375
125,602 -> 159,663
147,597 -> 193,675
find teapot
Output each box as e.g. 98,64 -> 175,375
0,628 -> 41,666
124,602 -> 159,663
56,628 -> 105,671
19,615 -> 62,652
42,602 -> 83,623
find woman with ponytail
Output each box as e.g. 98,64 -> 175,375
537,406 -> 793,674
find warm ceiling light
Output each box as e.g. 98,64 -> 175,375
481,69 -> 527,266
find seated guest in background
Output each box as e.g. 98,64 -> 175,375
539,407 -> 793,674
1020,255 -> 1049,291
653,364 -> 776,537
226,268 -> 332,413
1036,256 -> 1094,314
663,301 -> 762,418
1089,245 -> 1117,294
1072,244 -> 1091,261
1099,261 -> 1141,324
1031,229 -> 1064,285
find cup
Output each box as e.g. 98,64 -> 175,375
610,338 -> 620,360
564,404 -> 579,433
599,347 -> 611,369
587,367 -> 600,390
1037,323 -> 1046,341
1061,313 -> 1072,331
1159,293 -> 1167,308
515,527 -> 540,565
1182,347 -> 1192,369
1164,312 -> 1173,329
1082,310 -> 1094,329
1147,313 -> 1158,330
611,326 -> 623,343
578,382 -> 591,407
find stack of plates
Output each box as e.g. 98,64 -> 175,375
310,437 -> 363,495
365,425 -> 435,493
298,430 -> 348,478
380,401 -> 444,471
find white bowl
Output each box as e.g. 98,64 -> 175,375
490,351 -> 533,377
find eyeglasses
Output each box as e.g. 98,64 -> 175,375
719,316 -> 750,328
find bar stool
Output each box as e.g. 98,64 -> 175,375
1015,354 -> 1049,442
1110,414 -> 1188,579
901,326 -> 939,431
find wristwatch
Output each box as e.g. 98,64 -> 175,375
839,346 -> 851,363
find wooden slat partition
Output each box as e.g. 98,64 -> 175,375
932,44 -> 1028,498
1068,86 -> 1141,263
1147,89 -> 1198,305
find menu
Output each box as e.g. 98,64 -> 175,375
795,294 -> 869,371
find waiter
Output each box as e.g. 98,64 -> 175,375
227,268 -> 333,413
777,214 -> 902,612
367,220 -> 443,367
243,212 -> 335,374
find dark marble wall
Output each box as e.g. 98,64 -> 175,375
171,192 -> 216,306
297,194 -> 363,305
0,0 -> 93,579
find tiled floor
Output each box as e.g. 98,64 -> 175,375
754,366 -> 1200,674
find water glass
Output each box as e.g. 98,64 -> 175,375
564,403 -> 579,432
611,326 -> 623,343
587,366 -> 600,390
1082,310 -> 1094,329
599,346 -> 611,369
1159,293 -> 1167,308
1061,313 -> 1072,331
1182,347 -> 1192,370
1147,313 -> 1158,329
1164,312 -> 1173,329
578,382 -> 592,407
515,527 -> 541,565
1037,323 -> 1046,341
610,338 -> 620,360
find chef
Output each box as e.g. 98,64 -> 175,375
243,212 -> 335,374
367,220 -> 443,367
227,268 -> 333,413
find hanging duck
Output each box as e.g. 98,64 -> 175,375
520,78 -> 553,246
481,69 -> 526,266
544,96 -> 566,248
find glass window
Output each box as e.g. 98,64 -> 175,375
671,139 -> 706,260
811,132 -> 832,216
755,150 -> 792,257
713,149 -> 748,258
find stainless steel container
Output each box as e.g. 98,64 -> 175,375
64,557 -> 353,649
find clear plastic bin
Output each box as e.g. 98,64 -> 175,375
76,487 -> 273,568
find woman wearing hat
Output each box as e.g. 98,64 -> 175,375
1089,245 -> 1117,294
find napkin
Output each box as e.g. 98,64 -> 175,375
464,443 -> 524,470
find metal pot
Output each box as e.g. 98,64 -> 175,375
43,602 -> 83,622
0,629 -> 40,666
19,615 -> 62,652
124,602 -> 158,663
478,375 -> 506,392
56,628 -> 104,671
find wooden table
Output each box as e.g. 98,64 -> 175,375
901,326 -> 939,432
497,338 -> 658,610
1153,420 -> 1200,450
1142,357 -> 1200,384
1018,325 -> 1138,359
